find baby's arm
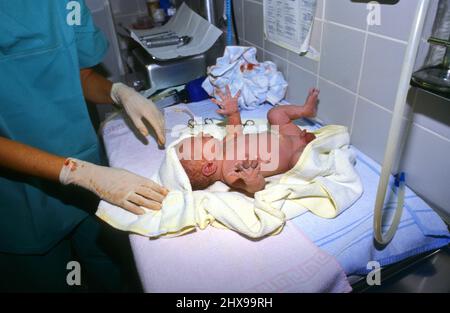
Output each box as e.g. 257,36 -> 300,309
212,86 -> 243,136
224,160 -> 266,194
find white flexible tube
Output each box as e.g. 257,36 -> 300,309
373,0 -> 430,245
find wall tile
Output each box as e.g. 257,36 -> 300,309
287,51 -> 318,74
320,23 -> 365,92
264,51 -> 288,76
317,78 -> 356,130
243,0 -> 264,48
264,39 -> 288,59
351,98 -> 408,164
286,65 -> 317,104
310,19 -> 322,51
325,0 -> 368,30
359,35 -> 406,111
242,40 -> 264,61
368,0 -> 420,41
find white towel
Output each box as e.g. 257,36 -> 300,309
97,121 -> 363,239
201,46 -> 288,110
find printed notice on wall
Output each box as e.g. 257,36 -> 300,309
263,0 -> 317,55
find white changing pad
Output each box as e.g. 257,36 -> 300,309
130,223 -> 351,293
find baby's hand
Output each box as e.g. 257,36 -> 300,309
212,85 -> 241,116
230,159 -> 265,193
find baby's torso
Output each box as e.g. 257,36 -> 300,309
222,131 -> 309,177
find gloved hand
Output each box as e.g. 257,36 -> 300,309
111,82 -> 166,146
59,158 -> 169,215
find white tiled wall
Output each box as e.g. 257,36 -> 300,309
235,0 -> 450,217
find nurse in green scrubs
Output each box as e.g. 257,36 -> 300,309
0,0 -> 168,291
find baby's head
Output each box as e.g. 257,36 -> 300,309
176,134 -> 223,190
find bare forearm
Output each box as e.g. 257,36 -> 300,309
0,137 -> 65,182
80,68 -> 114,104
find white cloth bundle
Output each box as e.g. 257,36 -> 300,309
201,46 -> 288,110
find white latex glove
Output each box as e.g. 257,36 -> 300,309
59,158 -> 169,215
111,82 -> 166,146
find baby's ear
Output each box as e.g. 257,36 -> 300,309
202,161 -> 218,177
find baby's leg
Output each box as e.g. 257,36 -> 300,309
267,88 -> 319,135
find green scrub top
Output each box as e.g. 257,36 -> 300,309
0,0 -> 109,254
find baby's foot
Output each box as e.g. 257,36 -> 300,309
303,88 -> 319,117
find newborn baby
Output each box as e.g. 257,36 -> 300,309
176,86 -> 319,194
